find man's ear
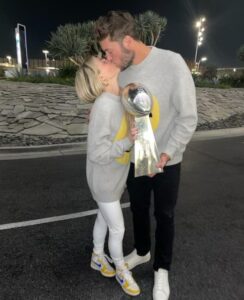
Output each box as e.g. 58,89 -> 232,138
122,35 -> 133,49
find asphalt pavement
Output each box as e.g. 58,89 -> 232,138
0,134 -> 243,300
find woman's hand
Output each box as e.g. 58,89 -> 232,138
128,122 -> 138,142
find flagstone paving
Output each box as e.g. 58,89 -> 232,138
0,80 -> 243,146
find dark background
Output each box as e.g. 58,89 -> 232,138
0,0 -> 244,67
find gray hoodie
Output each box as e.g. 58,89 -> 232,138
119,47 -> 198,166
86,92 -> 133,203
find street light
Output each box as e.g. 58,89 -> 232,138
6,56 -> 12,65
194,17 -> 206,68
42,50 -> 49,67
15,23 -> 29,73
197,57 -> 207,72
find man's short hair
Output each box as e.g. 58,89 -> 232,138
95,10 -> 139,42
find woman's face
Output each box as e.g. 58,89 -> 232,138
94,56 -> 120,82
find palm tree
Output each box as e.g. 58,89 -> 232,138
135,11 -> 167,46
237,44 -> 244,61
47,21 -> 98,66
47,11 -> 167,65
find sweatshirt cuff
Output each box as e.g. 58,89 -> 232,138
161,144 -> 177,161
122,137 -> 133,152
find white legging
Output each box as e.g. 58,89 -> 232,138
93,201 -> 125,268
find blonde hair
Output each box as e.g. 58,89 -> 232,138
75,56 -> 104,103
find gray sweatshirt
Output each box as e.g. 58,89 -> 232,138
86,92 -> 133,203
119,47 -> 198,166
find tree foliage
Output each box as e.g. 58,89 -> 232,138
135,11 -> 167,46
47,21 -> 98,65
47,11 -> 167,64
201,65 -> 217,80
237,44 -> 244,61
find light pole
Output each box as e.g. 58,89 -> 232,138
194,17 -> 206,69
197,57 -> 207,72
42,50 -> 49,67
6,56 -> 12,65
15,23 -> 29,73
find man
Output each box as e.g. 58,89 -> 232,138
95,10 -> 198,300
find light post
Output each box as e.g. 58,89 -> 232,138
6,56 -> 12,65
197,57 -> 207,72
15,23 -> 29,73
194,17 -> 206,69
42,50 -> 49,67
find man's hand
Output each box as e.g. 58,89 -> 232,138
156,153 -> 171,169
147,153 -> 170,178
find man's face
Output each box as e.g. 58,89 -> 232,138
100,36 -> 134,71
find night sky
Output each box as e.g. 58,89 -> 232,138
1,0 -> 243,67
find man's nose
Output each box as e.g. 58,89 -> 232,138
105,53 -> 113,62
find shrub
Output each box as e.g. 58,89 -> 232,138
202,65 -> 217,80
0,68 -> 5,77
219,72 -> 244,88
8,75 -> 74,86
58,65 -> 78,78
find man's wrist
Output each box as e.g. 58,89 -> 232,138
160,153 -> 171,162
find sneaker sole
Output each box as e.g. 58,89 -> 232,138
115,275 -> 140,297
90,261 -> 115,278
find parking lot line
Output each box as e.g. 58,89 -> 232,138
0,202 -> 130,231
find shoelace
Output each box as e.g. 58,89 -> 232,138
118,267 -> 135,285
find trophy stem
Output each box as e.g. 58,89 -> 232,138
134,116 -> 162,177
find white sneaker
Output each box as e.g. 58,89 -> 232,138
116,265 -> 140,296
124,249 -> 151,270
153,269 -> 170,300
90,252 -> 116,278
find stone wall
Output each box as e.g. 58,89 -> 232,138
0,80 -> 244,146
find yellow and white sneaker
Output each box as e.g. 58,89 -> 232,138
90,252 -> 116,278
116,266 -> 140,296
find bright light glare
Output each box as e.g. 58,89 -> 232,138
196,21 -> 201,27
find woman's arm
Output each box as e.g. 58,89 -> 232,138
87,99 -> 133,165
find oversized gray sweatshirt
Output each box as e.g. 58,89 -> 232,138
119,47 -> 198,166
86,92 -> 133,203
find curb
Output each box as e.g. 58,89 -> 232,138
0,142 -> 87,160
0,127 -> 244,160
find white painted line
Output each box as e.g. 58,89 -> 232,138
0,202 -> 131,231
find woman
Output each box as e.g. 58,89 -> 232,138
75,55 -> 140,297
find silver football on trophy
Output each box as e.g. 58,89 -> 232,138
121,83 -> 152,117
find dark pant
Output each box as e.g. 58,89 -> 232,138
126,163 -> 181,271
